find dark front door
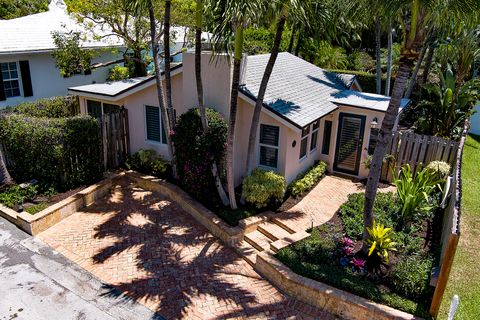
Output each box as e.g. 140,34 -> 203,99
334,113 -> 366,175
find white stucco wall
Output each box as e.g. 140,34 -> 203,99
470,102 -> 480,136
0,50 -> 123,108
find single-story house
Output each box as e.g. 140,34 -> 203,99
68,52 -> 409,185
0,0 -> 125,108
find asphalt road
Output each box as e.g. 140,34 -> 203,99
0,218 -> 161,320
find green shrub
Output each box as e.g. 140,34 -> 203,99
4,96 -> 79,118
0,114 -> 102,190
125,149 -> 168,177
347,51 -> 375,72
326,69 -> 396,94
288,161 -> 327,197
0,184 -> 38,208
426,161 -> 451,180
242,169 -> 286,209
216,207 -> 256,227
25,202 -> 49,215
390,255 -> 434,300
338,192 -> 400,240
172,108 -> 228,207
107,65 -> 130,81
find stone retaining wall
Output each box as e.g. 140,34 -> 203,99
0,173 -> 120,235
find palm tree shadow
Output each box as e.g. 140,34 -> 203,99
82,177 -> 287,319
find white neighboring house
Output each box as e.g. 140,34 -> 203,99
0,0 -> 124,109
471,102 -> 480,135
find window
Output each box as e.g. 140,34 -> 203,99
259,124 -> 279,168
299,126 -> 310,159
368,128 -> 379,155
310,120 -> 320,152
322,120 -> 332,155
1,62 -> 21,98
86,100 -> 121,120
145,105 -> 167,144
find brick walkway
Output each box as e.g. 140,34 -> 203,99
275,175 -> 396,233
38,178 -> 335,320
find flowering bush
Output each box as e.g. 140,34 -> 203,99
172,108 -> 227,207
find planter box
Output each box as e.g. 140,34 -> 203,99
0,173 -> 121,235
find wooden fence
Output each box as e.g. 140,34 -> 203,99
428,125 -> 466,317
100,109 -> 130,169
380,131 -> 460,182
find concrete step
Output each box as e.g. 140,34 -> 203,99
234,241 -> 259,266
244,230 -> 272,252
257,222 -> 293,241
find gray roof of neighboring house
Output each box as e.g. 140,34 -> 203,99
0,1 -> 123,55
240,53 -> 357,128
330,90 -> 411,112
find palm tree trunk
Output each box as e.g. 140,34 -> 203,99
226,25 -> 244,209
148,1 -> 173,173
421,43 -> 435,85
163,0 -> 178,179
385,24 -> 393,96
404,44 -> 427,99
287,27 -> 296,53
195,0 -> 229,206
375,17 -> 382,94
363,56 -> 414,243
245,13 -> 287,177
0,146 -> 12,186
294,30 -> 302,56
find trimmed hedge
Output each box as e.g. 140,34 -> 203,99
288,161 -> 327,197
3,96 -> 79,118
0,114 -> 102,189
327,69 -> 396,94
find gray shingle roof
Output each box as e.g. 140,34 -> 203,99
330,90 -> 411,112
69,76 -> 154,97
240,53 -> 356,128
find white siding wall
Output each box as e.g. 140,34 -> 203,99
0,50 -> 123,108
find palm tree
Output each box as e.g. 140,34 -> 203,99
404,44 -> 428,98
362,0 -> 480,253
212,0 -> 264,209
0,147 -> 12,186
194,0 -> 230,206
374,17 -> 383,94
384,20 -> 394,96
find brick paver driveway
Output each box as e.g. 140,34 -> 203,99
38,178 -> 335,320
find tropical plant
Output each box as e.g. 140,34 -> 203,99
125,149 -> 169,176
392,164 -> 440,223
366,220 -> 397,264
415,65 -> 480,139
361,0 -> 480,248
242,169 -> 286,209
426,161 -> 451,180
348,51 -> 375,72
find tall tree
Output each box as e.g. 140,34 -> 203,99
385,22 -> 394,95
194,0 -> 230,205
374,17 -> 383,94
0,0 -> 49,19
244,0 -> 305,177
0,147 -> 12,186
404,44 -> 427,98
362,0 -> 480,254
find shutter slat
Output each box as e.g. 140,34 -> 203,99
146,105 -> 161,142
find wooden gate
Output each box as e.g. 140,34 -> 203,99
100,109 -> 130,169
380,131 -> 460,182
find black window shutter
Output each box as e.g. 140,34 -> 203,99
19,60 -> 33,97
0,66 -> 5,101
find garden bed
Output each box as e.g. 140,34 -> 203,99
276,190 -> 444,318
0,173 -> 120,235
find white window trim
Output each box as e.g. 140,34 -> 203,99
310,122 -> 320,154
258,124 -> 280,169
1,61 -> 23,98
144,104 -> 167,145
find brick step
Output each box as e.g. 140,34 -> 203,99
244,230 -> 272,252
257,222 -> 293,241
234,241 -> 259,266
271,217 -> 298,234
270,230 -> 311,253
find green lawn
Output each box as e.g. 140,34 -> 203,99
439,134 -> 480,319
